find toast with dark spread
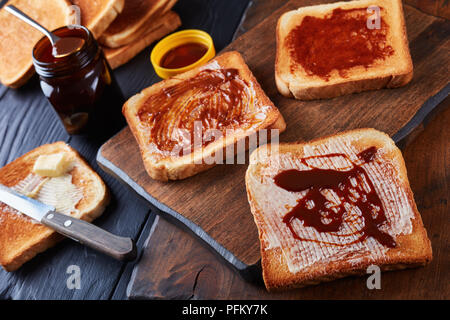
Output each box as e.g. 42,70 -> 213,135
123,51 -> 286,181
0,142 -> 109,271
275,0 -> 413,100
245,128 -> 431,291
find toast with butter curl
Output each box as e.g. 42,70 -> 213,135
0,142 -> 109,271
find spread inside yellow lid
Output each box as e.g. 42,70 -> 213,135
151,29 -> 216,79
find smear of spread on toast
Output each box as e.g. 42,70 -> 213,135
274,147 -> 396,248
286,8 -> 394,80
247,137 -> 415,273
137,67 -> 268,156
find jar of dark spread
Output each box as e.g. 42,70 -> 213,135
32,25 -> 125,136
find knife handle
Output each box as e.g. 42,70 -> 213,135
41,211 -> 137,261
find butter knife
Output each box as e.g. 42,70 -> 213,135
0,184 -> 136,261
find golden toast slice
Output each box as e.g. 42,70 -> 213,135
99,0 -> 178,48
0,142 -> 110,271
123,51 -> 286,181
72,0 -> 125,38
245,128 -> 431,291
103,10 -> 181,69
0,0 -> 72,88
276,0 -> 413,100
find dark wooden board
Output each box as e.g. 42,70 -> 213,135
0,0 -> 250,299
128,97 -> 450,300
98,0 -> 450,275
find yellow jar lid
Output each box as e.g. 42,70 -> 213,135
151,29 -> 215,79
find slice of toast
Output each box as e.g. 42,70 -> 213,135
0,142 -> 110,271
72,0 -> 125,38
245,128 -> 431,291
123,51 -> 286,181
103,11 -> 181,69
99,0 -> 178,48
0,0 -> 72,88
275,0 -> 413,100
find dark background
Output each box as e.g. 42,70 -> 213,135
0,0 -> 250,300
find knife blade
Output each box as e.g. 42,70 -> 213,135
0,184 -> 136,261
0,184 -> 54,221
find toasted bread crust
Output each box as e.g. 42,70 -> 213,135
72,0 -> 125,38
0,0 -> 72,88
123,51 -> 286,181
99,0 -> 178,48
0,142 -> 110,271
246,128 -> 432,291
275,0 -> 413,100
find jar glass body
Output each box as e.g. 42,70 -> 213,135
33,26 -> 125,136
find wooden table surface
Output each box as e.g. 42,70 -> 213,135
126,0 -> 450,299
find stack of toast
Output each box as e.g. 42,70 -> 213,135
0,0 -> 181,88
74,0 -> 181,69
120,0 -> 432,291
0,0 -> 434,293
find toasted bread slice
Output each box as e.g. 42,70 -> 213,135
0,0 -> 72,88
99,0 -> 178,48
276,0 -> 413,100
72,0 -> 125,38
245,128 -> 431,291
103,11 -> 181,69
0,142 -> 110,272
123,51 -> 286,181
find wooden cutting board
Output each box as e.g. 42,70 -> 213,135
97,0 -> 450,277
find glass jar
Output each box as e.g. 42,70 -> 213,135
32,25 -> 125,136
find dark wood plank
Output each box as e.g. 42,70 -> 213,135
128,86 -> 450,301
406,0 -> 450,19
98,0 -> 450,272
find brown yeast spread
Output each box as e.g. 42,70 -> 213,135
137,68 -> 266,156
286,8 -> 394,80
274,147 -> 396,249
